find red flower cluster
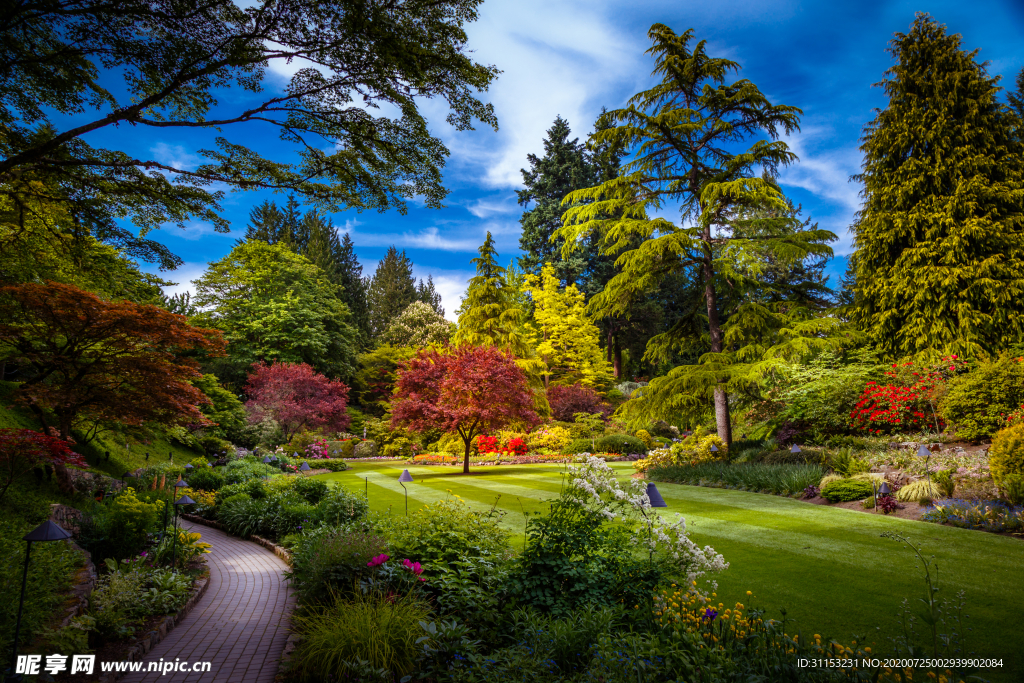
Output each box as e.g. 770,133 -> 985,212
849,356 -> 965,435
475,434 -> 528,456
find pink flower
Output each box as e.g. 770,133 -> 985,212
402,558 -> 423,575
367,554 -> 390,568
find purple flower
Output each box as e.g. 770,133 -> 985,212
703,608 -> 718,621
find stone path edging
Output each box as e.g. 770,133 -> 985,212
98,563 -> 210,683
180,513 -> 292,566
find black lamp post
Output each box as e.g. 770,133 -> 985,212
299,461 -> 311,473
398,470 -> 414,515
262,456 -> 272,464
878,481 -> 891,497
7,521 -> 71,682
917,445 -> 933,493
171,493 -> 195,569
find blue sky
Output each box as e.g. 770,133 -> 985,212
111,0 -> 1024,319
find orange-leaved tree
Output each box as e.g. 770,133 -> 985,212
391,345 -> 539,474
0,281 -> 226,441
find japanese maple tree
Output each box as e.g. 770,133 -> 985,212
391,345 -> 539,474
0,429 -> 88,502
244,362 -> 351,441
0,282 -> 225,441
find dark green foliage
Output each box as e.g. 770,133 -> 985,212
0,521 -> 83,658
648,462 -> 825,496
820,478 -> 874,502
416,275 -> 445,317
940,355 -> 1024,441
565,438 -> 597,454
0,0 -> 498,268
77,488 -> 164,561
518,116 -> 595,286
184,467 -> 224,492
218,494 -> 271,537
290,527 -> 388,603
222,460 -> 278,485
314,458 -> 351,472
293,477 -> 330,505
594,434 -> 647,455
367,246 -> 418,339
312,487 -> 368,527
851,14 -> 1024,356
511,496 -> 659,616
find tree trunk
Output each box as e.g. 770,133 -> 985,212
703,244 -> 732,445
613,332 -> 622,380
463,435 -> 471,475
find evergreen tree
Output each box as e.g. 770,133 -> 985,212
301,210 -> 341,282
851,14 -> 1024,357
367,246 -> 417,339
517,117 -> 594,285
556,25 -> 837,441
336,232 -> 371,345
416,275 -> 444,317
241,200 -> 284,244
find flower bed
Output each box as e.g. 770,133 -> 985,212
922,498 -> 1024,532
407,452 -> 638,466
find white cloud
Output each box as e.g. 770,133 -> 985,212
150,143 -> 203,171
422,0 -> 647,190
778,125 -> 864,254
411,266 -> 474,322
348,226 -> 482,252
142,261 -> 209,298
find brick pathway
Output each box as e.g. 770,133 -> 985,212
120,523 -> 294,683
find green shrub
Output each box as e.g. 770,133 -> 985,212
274,494 -> 318,537
79,487 -> 164,561
941,354 -> 1024,441
293,477 -> 329,504
290,527 -> 388,603
828,448 -> 870,477
291,591 -> 430,679
820,478 -> 873,502
932,469 -> 956,498
327,440 -> 356,458
222,459 -> 276,485
316,458 -> 349,472
895,479 -> 942,502
988,423 -> 1024,482
215,479 -> 268,506
1001,474 -> 1024,505
594,434 -> 647,455
219,494 -> 273,537
312,487 -> 368,527
353,441 -> 378,458
185,466 -> 224,492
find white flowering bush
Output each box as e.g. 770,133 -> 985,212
566,456 -> 728,584
510,455 -> 726,615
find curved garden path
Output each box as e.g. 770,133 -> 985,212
120,523 -> 294,683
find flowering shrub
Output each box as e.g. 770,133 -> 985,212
523,425 -> 572,453
849,356 -> 966,434
476,434 -> 500,453
634,434 -> 725,473
305,438 -> 330,459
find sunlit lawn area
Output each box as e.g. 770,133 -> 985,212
318,460 -> 1024,681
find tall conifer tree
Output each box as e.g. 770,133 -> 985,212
517,117 -> 594,285
366,246 -> 417,339
336,232 -> 370,345
557,25 -> 837,442
851,14 -> 1024,356
416,275 -> 444,317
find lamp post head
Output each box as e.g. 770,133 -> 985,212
398,469 -> 414,483
709,444 -> 719,453
262,456 -> 272,464
174,495 -> 196,506
646,482 -> 668,508
270,456 -> 278,462
917,445 -> 931,458
23,520 -> 72,542
878,481 -> 891,496
791,444 -> 802,454
185,464 -> 194,470
299,462 -> 311,471
175,479 -> 188,488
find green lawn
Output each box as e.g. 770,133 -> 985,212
319,460 -> 1024,681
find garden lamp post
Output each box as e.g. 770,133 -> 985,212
917,445 -> 933,492
262,456 -> 272,464
299,461 -> 311,473
7,521 -> 71,683
171,494 -> 195,568
791,444 -> 802,454
709,444 -> 719,454
646,482 -> 668,508
398,470 -> 414,515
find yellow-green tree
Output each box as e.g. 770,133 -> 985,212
525,263 -> 613,389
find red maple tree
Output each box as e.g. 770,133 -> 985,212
0,282 -> 226,441
546,383 -> 612,422
0,429 -> 89,502
391,345 -> 539,474
244,361 -> 351,441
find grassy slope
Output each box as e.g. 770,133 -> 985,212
319,461 -> 1024,682
1,380 -> 205,479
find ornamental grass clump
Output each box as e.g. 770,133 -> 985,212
895,478 -> 942,503
290,590 -> 430,680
